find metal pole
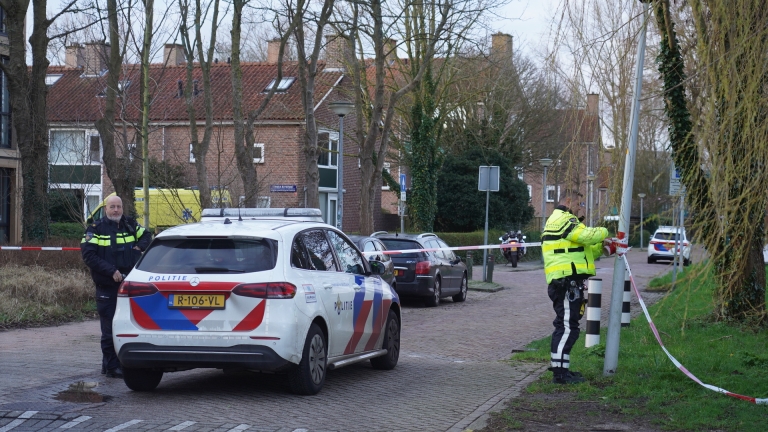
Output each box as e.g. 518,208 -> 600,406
604,1 -> 649,376
482,188 -> 490,282
672,196 -> 679,284
639,197 -> 644,250
336,117 -> 344,230
587,177 -> 594,227
541,166 -> 548,266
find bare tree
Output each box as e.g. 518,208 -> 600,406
178,0 -> 226,208
0,0 -> 88,241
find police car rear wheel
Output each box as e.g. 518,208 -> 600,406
289,323 -> 327,395
122,368 -> 163,392
371,310 -> 400,370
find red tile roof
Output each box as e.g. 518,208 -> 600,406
45,61 -> 343,123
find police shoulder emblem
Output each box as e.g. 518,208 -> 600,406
569,217 -> 578,223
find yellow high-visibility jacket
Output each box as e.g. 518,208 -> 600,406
542,206 -> 609,284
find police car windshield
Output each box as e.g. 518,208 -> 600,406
137,238 -> 278,274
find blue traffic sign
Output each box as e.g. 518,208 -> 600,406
400,174 -> 406,192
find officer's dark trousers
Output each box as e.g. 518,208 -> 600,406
96,287 -> 120,371
548,280 -> 583,370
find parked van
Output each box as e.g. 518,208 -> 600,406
88,188 -> 230,228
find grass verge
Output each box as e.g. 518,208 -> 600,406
0,265 -> 97,329
506,263 -> 768,431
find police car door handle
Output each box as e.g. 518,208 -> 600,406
323,283 -> 333,290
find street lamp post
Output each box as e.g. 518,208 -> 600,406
539,158 -> 553,234
329,100 -> 354,230
587,174 -> 596,227
638,193 -> 646,251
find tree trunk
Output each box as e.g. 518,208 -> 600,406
653,0 -> 766,324
1,0 -> 50,241
94,0 -> 140,217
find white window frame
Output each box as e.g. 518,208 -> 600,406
45,74 -> 63,86
317,130 -> 339,168
526,185 -> 532,201
263,77 -> 296,92
49,129 -> 101,166
189,143 -> 195,163
382,162 -> 391,190
253,143 -> 265,164
516,167 -> 523,181
257,196 -> 271,208
546,185 -> 559,203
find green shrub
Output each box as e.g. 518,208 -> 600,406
50,222 -> 86,239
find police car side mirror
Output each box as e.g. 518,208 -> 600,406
369,260 -> 386,276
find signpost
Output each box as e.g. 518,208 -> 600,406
399,174 -> 407,234
669,165 -> 685,196
478,166 -> 500,282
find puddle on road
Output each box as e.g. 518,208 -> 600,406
55,381 -> 111,403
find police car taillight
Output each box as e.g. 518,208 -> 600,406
233,282 -> 297,299
118,281 -> 159,297
415,261 -> 431,275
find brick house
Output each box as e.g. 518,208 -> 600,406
0,6 -> 22,244
520,93 -> 609,229
44,39 -> 383,233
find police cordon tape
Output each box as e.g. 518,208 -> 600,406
0,246 -> 80,251
622,254 -> 768,405
361,241 -> 542,256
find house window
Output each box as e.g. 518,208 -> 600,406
0,7 -> 6,34
189,143 -> 195,163
89,136 -> 101,162
598,187 -> 607,206
546,185 -> 559,203
128,142 -> 137,161
50,130 -> 90,165
516,167 -> 523,181
257,196 -> 271,208
526,185 -> 532,201
317,132 -> 338,167
0,56 -> 9,149
263,77 -> 296,93
98,80 -> 131,97
253,143 -> 264,164
382,162 -> 391,190
45,74 -> 63,87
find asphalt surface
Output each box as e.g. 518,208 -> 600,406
0,249 -> 675,432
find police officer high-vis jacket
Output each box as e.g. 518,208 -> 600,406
542,206 -> 608,284
81,216 -> 152,287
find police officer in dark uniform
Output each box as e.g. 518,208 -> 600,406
81,195 -> 151,378
542,188 -> 612,384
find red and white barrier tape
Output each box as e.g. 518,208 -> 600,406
0,246 -> 80,251
622,254 -> 768,404
361,242 -> 542,256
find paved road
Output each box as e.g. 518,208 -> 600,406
0,250 -> 673,432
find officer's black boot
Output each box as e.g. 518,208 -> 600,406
552,367 -> 585,384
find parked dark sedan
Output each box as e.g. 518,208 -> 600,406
348,235 -> 397,289
371,232 -> 468,307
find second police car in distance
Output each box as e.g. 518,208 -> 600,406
113,208 -> 401,395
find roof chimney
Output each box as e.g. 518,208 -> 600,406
490,33 -> 513,64
384,39 -> 398,65
587,93 -> 599,115
324,34 -> 350,71
65,44 -> 85,69
165,44 -> 186,66
83,42 -> 109,75
267,38 -> 283,64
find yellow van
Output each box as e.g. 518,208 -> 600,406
88,188 -> 230,228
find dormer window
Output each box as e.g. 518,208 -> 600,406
98,80 -> 131,97
263,77 -> 295,93
45,74 -> 63,86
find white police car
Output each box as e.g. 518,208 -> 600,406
113,209 -> 400,395
647,225 -> 691,265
